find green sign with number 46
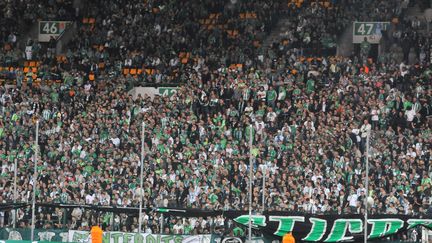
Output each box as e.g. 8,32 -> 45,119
353,22 -> 390,44
38,21 -> 72,42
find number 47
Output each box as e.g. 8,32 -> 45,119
358,23 -> 373,35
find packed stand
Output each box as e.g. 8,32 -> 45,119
384,12 -> 432,64
59,0 -> 286,83
17,0 -> 411,86
1,0 -> 414,86
0,0 -> 431,239
0,0 -> 75,71
44,0 -> 304,84
267,0 -> 408,58
0,53 -> 431,234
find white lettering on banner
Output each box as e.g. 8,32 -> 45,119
269,216 -> 304,236
38,232 -> 56,241
1,228 -> 67,242
221,237 -> 242,243
38,21 -> 71,42
233,214 -> 432,241
352,22 -> 390,44
212,236 -> 265,243
68,231 -> 212,243
7,230 -> 23,240
60,232 -> 69,242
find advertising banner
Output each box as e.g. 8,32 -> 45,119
68,231 -> 212,243
229,213 -> 431,242
0,241 -> 69,243
157,208 -> 432,242
2,205 -> 432,242
0,228 -> 68,242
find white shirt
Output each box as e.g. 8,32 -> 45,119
79,150 -> 87,159
371,109 -> 379,121
257,90 -> 266,100
170,58 -> 179,67
348,194 -> 358,207
255,121 -> 265,134
84,84 -> 92,91
71,144 -> 82,153
356,187 -> 366,197
360,124 -> 371,138
244,106 -> 253,113
321,102 -> 327,112
266,112 -> 277,122
304,121 -> 315,132
351,128 -> 361,142
173,224 -> 184,234
303,186 -> 313,197
110,137 -> 120,146
406,150 -> 416,158
85,194 -> 95,204
405,109 -> 416,122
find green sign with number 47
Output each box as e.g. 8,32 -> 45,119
353,22 -> 390,44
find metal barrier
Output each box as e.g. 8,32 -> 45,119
0,204 -> 430,242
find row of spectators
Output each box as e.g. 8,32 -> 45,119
64,0 -> 412,77
1,0 -> 429,78
4,0 -> 426,85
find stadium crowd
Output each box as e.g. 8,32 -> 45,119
0,56 -> 431,234
0,0 -> 431,239
3,0 -> 413,81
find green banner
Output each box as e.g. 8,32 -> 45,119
38,21 -> 72,42
352,22 -> 390,44
231,215 -> 432,242
0,228 -> 68,242
353,22 -> 389,36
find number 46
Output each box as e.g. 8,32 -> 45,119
43,23 -> 58,34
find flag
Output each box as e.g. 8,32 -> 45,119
156,208 -> 186,213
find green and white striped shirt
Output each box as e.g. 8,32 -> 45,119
42,109 -> 51,120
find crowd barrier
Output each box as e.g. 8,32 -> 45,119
0,241 -> 69,243
0,228 -> 422,243
0,228 -> 215,243
0,204 -> 431,242
0,228 -> 267,243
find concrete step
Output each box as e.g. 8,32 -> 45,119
424,8 -> 432,20
406,6 -> 424,16
18,22 -> 39,50
408,11 -> 424,17
56,22 -> 78,54
261,18 -> 292,48
335,23 -> 353,56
